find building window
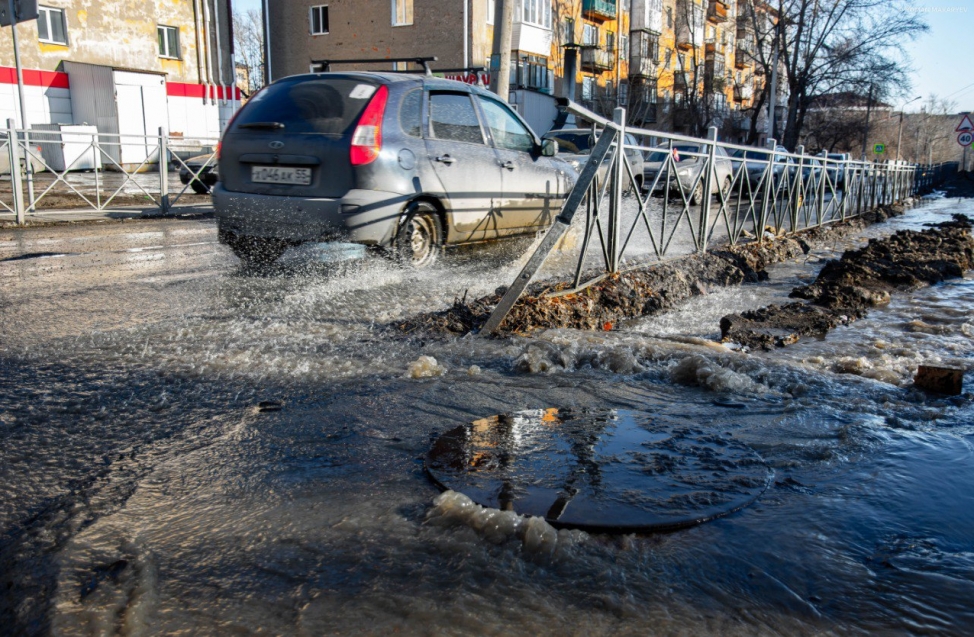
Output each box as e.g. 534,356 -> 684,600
392,0 -> 413,26
310,5 -> 329,35
606,31 -> 615,53
520,0 -> 552,28
666,6 -> 673,28
620,35 -> 628,60
582,23 -> 598,46
562,17 -> 575,44
582,76 -> 594,100
37,6 -> 68,45
157,25 -> 180,59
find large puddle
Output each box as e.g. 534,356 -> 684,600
1,194 -> 973,635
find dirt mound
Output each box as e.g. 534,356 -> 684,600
720,214 -> 974,349
398,204 -> 910,337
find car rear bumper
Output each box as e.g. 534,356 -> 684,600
212,185 -> 411,245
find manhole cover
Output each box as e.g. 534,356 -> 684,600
426,407 -> 772,533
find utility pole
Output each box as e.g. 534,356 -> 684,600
895,96 -> 921,163
766,16 -> 781,142
489,0 -> 514,101
860,85 -> 873,161
614,0 -> 621,107
6,0 -> 36,214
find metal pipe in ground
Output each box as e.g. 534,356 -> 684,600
6,118 -> 24,223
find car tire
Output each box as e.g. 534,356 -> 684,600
219,229 -> 288,266
394,202 -> 441,268
190,180 -> 211,195
690,182 -> 704,205
721,177 -> 732,199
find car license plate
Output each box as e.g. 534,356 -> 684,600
251,165 -> 312,185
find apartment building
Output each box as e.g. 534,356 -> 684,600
266,1 -> 633,134
626,0 -> 775,140
265,1 -> 778,138
0,0 -> 238,165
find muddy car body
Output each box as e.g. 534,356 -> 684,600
213,72 -> 574,265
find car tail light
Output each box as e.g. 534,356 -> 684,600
350,85 -> 388,166
215,141 -> 222,160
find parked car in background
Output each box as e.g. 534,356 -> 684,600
541,128 -> 644,193
730,146 -> 794,188
818,152 -> 850,189
178,153 -> 219,194
213,72 -> 575,266
643,143 -> 734,204
0,133 -> 45,175
801,158 -> 824,186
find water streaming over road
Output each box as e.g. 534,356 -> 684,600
1,194 -> 972,635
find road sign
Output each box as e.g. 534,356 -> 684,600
959,132 -> 974,147
873,143 -> 886,154
0,0 -> 38,27
957,114 -> 974,132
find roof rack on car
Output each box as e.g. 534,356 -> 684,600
310,57 -> 438,76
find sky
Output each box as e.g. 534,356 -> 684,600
232,0 -> 973,114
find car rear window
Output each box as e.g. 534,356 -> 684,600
232,78 -> 380,135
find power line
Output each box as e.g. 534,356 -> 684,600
942,81 -> 974,100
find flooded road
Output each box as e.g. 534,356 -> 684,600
2,196 -> 973,635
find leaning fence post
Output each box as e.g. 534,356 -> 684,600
699,126 -> 718,252
609,107 -> 625,272
6,118 -> 25,225
158,127 -> 170,216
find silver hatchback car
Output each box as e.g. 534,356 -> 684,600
643,144 -> 734,204
213,72 -> 575,266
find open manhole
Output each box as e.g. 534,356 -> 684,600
426,407 -> 772,533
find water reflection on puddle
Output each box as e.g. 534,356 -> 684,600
427,407 -> 773,532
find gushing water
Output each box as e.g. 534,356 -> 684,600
1,195 -> 973,635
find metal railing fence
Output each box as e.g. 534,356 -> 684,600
483,101 -> 951,333
2,119 -> 219,224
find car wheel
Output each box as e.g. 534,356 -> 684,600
190,180 -> 211,195
690,182 -> 704,205
394,202 -> 441,268
721,177 -> 732,199
219,229 -> 288,266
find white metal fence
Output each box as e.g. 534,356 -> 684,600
1,119 -> 219,223
483,101 -> 953,333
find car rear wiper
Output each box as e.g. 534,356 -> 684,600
239,122 -> 285,130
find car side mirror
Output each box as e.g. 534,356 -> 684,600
541,138 -> 558,157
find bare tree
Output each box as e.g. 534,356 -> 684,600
738,0 -> 925,150
233,8 -> 265,96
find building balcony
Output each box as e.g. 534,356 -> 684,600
735,47 -> 749,68
630,56 -> 659,79
581,47 -> 614,72
673,71 -> 691,91
582,0 -> 616,21
704,41 -> 724,59
705,57 -> 726,78
734,85 -> 754,101
707,0 -> 729,23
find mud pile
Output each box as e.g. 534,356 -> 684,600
398,204 -> 909,337
720,214 -> 974,349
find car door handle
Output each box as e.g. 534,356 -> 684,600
434,155 -> 456,165
500,161 -> 515,171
